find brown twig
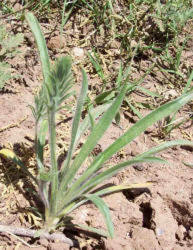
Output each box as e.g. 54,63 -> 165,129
0,225 -> 74,246
0,116 -> 28,132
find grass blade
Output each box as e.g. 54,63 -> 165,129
59,157 -> 165,214
58,182 -> 153,216
80,157 -> 166,195
137,86 -> 162,98
25,12 -> 50,83
84,194 -> 114,238
88,52 -> 106,85
94,182 -> 153,197
59,84 -> 128,194
60,68 -> 88,184
74,103 -> 112,148
84,140 -> 193,194
67,89 -> 193,198
128,102 -> 143,119
183,69 -> 193,93
135,140 -> 193,159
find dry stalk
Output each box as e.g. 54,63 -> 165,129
0,225 -> 74,246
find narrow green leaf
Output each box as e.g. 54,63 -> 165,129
94,90 -> 115,104
85,194 -> 114,238
88,108 -> 95,131
58,182 -> 153,217
88,52 -> 105,83
137,86 -> 162,98
80,157 -> 166,194
114,112 -> 121,125
67,89 -> 193,199
85,140 -> 193,194
135,140 -> 193,160
59,157 -> 165,214
36,119 -> 48,170
59,84 -> 128,194
94,182 -> 153,197
25,13 -> 50,83
74,103 -> 112,148
116,62 -> 123,87
60,68 -> 88,181
128,102 -> 143,119
183,69 -> 193,93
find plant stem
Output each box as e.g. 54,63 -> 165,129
48,108 -> 58,215
0,224 -> 74,246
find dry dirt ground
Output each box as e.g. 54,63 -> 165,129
0,6 -> 193,250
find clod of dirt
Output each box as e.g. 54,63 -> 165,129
150,196 -> 178,250
104,237 -> 132,250
47,36 -> 66,51
131,227 -> 160,250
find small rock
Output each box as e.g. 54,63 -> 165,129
133,164 -> 144,171
176,225 -> 186,241
72,47 -> 84,58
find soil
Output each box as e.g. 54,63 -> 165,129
0,4 -> 193,250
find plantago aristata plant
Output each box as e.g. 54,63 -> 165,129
0,13 -> 193,241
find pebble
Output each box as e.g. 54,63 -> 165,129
72,47 -> 84,58
133,164 -> 144,171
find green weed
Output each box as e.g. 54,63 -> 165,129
0,24 -> 23,89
